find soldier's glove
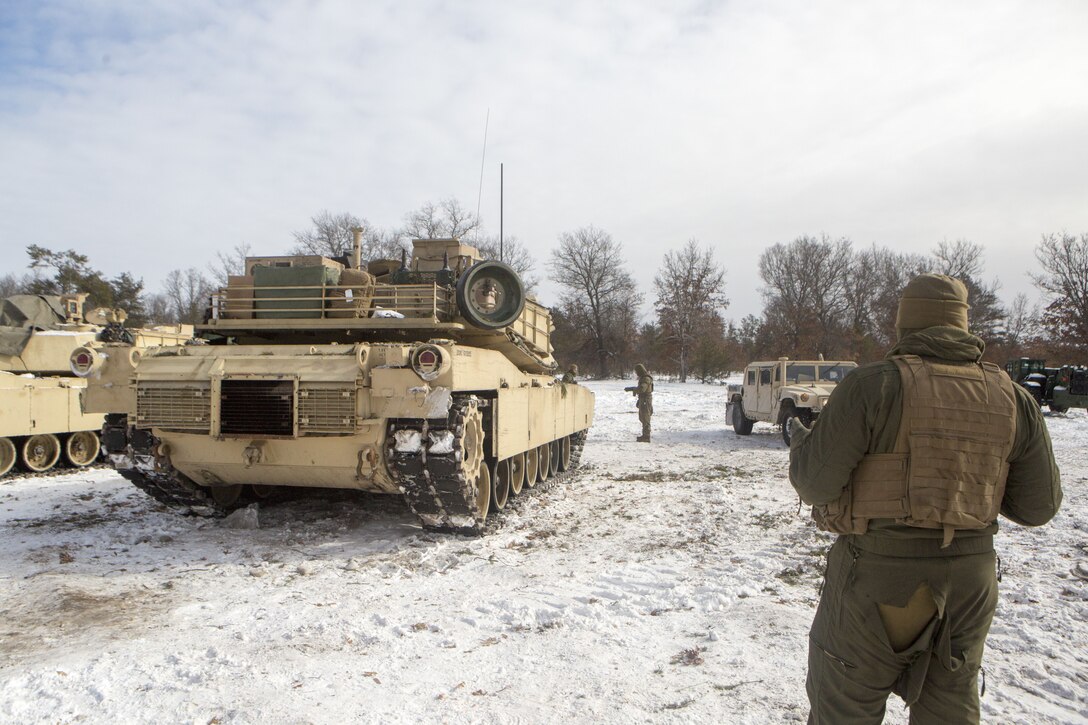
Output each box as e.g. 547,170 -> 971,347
789,416 -> 810,440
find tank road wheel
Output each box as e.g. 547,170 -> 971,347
474,461 -> 492,523
64,431 -> 100,468
509,453 -> 526,495
249,484 -> 274,499
548,440 -> 560,477
524,448 -> 539,489
558,436 -> 572,472
732,401 -> 754,436
210,484 -> 244,507
22,434 -> 61,472
0,438 -> 16,477
537,444 -> 551,483
491,459 -> 511,511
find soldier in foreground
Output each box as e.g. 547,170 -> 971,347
625,363 -> 653,442
789,274 -> 1061,723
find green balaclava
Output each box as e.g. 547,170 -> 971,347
634,363 -> 647,377
895,273 -> 970,340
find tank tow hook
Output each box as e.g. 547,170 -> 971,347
243,441 -> 264,468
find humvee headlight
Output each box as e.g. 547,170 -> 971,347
799,393 -> 810,402
411,344 -> 449,381
70,346 -> 102,377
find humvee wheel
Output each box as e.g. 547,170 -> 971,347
22,434 -> 61,472
558,436 -> 572,471
65,431 -> 100,468
548,440 -> 560,477
524,448 -> 539,489
781,408 -> 813,446
250,484 -> 274,499
474,461 -> 492,522
492,459 -> 511,511
537,444 -> 551,482
732,401 -> 754,435
0,438 -> 16,477
509,453 -> 526,495
1050,404 -> 1069,414
210,484 -> 244,507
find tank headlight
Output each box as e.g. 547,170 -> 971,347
70,346 -> 102,377
411,344 -> 448,381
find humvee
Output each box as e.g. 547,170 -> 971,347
727,357 -> 857,445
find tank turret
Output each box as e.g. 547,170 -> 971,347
77,238 -> 595,533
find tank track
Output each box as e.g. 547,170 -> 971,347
113,453 -> 224,516
388,398 -> 588,535
387,400 -> 481,534
1,461 -> 109,483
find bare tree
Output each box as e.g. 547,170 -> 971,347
653,239 -> 728,382
0,273 -> 28,299
549,226 -> 642,378
164,268 -> 213,324
290,211 -> 363,258
291,211 -> 405,263
758,235 -> 853,357
476,235 -> 538,292
1032,232 -> 1088,349
208,242 -> 253,287
400,198 -> 481,242
932,239 -> 1005,339
144,292 -> 174,324
1003,293 -> 1038,351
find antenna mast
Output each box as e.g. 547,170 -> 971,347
500,163 -> 504,261
475,108 -> 489,243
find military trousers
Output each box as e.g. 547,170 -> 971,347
807,537 -> 998,724
638,403 -> 652,435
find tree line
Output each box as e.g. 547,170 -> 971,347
4,201 -> 1086,380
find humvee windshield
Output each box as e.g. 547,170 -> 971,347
785,363 -> 857,383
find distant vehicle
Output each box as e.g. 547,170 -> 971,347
727,358 -> 857,445
75,233 -> 595,534
0,293 -> 191,476
1005,357 -> 1088,413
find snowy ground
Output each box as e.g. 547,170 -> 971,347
1,380 -> 1086,724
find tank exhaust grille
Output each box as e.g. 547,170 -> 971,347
136,384 -> 211,431
220,379 -> 295,437
298,384 -> 358,434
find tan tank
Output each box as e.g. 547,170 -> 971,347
75,234 -> 595,533
0,293 -> 193,476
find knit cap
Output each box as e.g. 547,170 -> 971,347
896,274 -> 970,333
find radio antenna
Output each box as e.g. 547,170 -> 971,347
474,108 -> 489,243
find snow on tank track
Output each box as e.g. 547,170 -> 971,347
388,396 -> 587,534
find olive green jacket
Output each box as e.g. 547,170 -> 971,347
789,326 -> 1062,556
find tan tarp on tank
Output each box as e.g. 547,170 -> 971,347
0,295 -> 68,357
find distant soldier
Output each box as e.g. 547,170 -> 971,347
624,363 -> 653,442
561,364 -> 579,385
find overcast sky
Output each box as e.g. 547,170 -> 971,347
2,0 -> 1087,321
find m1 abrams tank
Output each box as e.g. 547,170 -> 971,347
0,293 -> 192,476
75,233 -> 595,533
